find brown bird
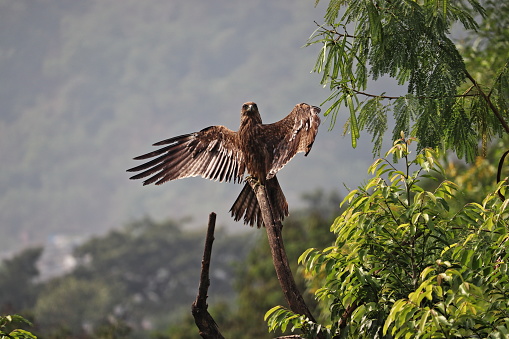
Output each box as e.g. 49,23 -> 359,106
127,102 -> 321,228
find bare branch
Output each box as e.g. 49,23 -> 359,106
192,213 -> 225,339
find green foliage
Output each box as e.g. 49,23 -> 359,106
0,247 -> 42,313
0,315 -> 37,339
34,277 -> 114,335
458,1 -> 509,85
426,136 -> 509,208
42,217 -> 250,337
265,136 -> 509,338
309,0 -> 509,161
91,318 -> 132,339
0,217 -> 253,338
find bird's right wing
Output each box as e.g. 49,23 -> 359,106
127,126 -> 245,185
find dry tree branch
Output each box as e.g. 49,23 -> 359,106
192,212 -> 225,339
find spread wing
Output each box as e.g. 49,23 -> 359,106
262,103 -> 321,179
127,125 -> 245,185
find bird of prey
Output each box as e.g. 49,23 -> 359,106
127,102 -> 321,228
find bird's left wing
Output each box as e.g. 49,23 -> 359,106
262,103 -> 321,179
127,125 -> 245,185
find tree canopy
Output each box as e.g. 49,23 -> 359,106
269,137 -> 509,338
310,0 -> 509,160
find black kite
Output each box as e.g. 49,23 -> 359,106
127,102 -> 321,227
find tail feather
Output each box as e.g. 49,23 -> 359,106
230,182 -> 262,227
230,176 -> 288,228
267,177 -> 289,224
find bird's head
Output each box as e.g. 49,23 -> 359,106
241,102 -> 262,124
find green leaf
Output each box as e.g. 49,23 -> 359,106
347,94 -> 360,148
341,189 -> 359,207
264,306 -> 283,321
384,299 -> 407,335
420,266 -> 436,280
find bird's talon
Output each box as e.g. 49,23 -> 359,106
245,176 -> 262,188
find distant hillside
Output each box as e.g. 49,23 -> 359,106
0,0 -> 376,253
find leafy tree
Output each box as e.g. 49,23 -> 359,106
428,137 -> 509,207
267,137 -> 509,338
71,217 -> 249,328
33,277 -> 114,336
90,318 -> 132,339
0,247 -> 42,314
0,315 -> 37,339
459,1 -> 509,86
20,217 -> 251,338
308,0 -> 508,160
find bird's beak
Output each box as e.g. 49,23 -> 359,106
247,104 -> 254,112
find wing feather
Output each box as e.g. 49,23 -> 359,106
127,125 -> 245,185
210,153 -> 227,181
263,103 -> 321,179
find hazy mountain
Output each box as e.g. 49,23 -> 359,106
0,0 -> 378,253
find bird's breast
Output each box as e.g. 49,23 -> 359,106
239,123 -> 271,181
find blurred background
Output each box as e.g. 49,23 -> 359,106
0,0 -> 379,255
0,0 -> 392,337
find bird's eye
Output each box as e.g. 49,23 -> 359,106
242,104 -> 248,109
253,104 -> 257,109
